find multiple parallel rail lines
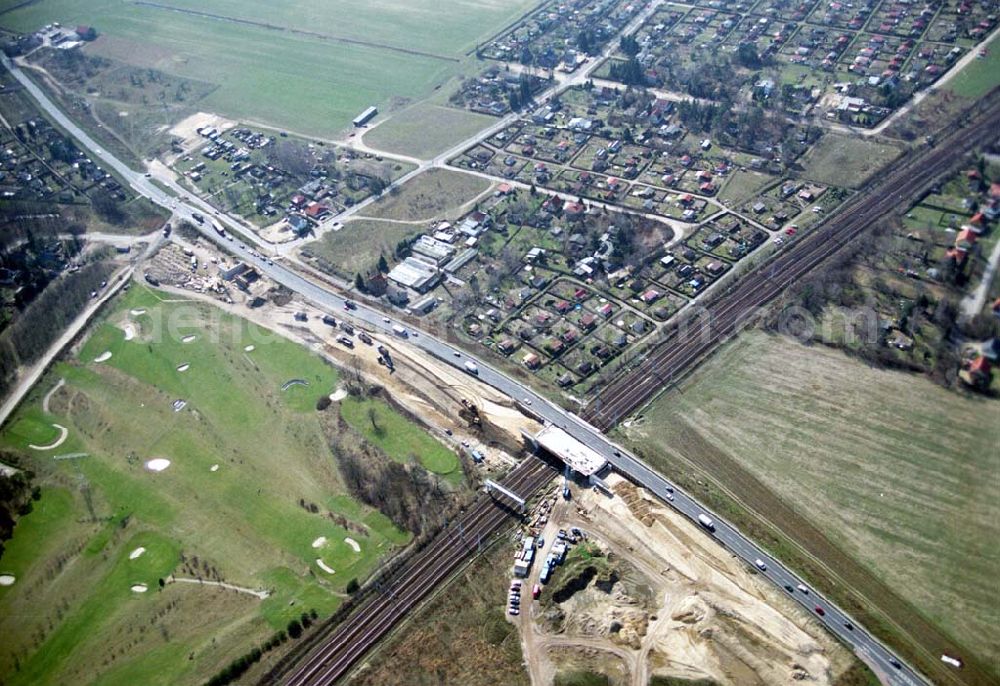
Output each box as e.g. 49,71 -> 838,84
280,456 -> 557,686
584,96 -> 1000,430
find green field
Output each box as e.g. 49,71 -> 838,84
799,134 -> 904,189
362,168 -> 493,222
946,33 -> 1000,98
0,0 -> 538,136
626,331 -> 1000,670
0,285 -> 412,685
363,104 -> 498,159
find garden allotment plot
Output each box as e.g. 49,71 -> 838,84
0,0 -> 539,135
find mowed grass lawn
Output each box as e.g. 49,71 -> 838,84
946,33 -> 1000,98
629,331 -> 1000,666
0,0 -> 537,136
799,134 -> 904,189
364,104 -> 498,159
0,285 -> 410,685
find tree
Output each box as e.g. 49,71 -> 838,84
354,273 -> 366,292
368,406 -> 381,433
377,254 -> 389,273
345,578 -> 360,594
620,35 -> 640,56
287,618 -> 303,639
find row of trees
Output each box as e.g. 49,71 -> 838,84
0,261 -> 115,400
204,611 -> 317,686
333,431 -> 455,536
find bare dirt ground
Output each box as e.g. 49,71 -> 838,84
516,474 -> 856,686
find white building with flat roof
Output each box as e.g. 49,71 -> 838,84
534,425 -> 607,476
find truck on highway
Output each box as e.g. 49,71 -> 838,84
212,219 -> 226,236
392,324 -> 408,338
463,360 -> 479,375
697,514 -> 715,531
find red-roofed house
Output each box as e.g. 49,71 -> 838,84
304,202 -> 330,219
956,227 -> 977,249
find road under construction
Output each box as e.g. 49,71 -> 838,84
6,48 -> 998,686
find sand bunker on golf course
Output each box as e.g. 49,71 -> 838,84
311,536 -> 327,549
123,324 -> 136,341
182,334 -> 197,344
210,464 -> 219,472
244,345 -> 255,352
29,424 -> 68,451
315,559 -> 335,574
131,584 -> 148,593
144,458 -> 171,472
0,574 -> 15,586
345,537 -> 361,553
176,363 -> 190,373
130,308 -> 147,316
329,388 -> 348,402
94,351 -> 112,363
129,547 -> 146,560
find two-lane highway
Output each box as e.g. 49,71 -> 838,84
2,52 -> 929,686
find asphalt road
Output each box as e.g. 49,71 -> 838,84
2,53 -> 930,686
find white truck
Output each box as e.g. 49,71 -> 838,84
392,324 -> 408,338
463,360 -> 479,375
697,514 -> 715,531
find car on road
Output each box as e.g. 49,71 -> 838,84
144,172 -> 151,178
613,449 -> 620,456
754,558 -> 767,571
453,351 -> 461,357
797,584 -> 809,594
844,621 -> 853,631
532,584 -> 541,599
523,398 -> 532,405
773,236 -> 784,246
814,606 -> 825,616
784,585 -> 794,593
382,317 -> 391,323
344,300 -> 357,310
889,658 -> 902,670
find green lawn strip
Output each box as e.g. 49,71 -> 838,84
339,396 -> 459,480
259,567 -> 343,628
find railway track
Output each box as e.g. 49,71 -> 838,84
278,456 -> 557,686
584,95 -> 1000,430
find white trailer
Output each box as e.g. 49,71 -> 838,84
697,513 -> 715,531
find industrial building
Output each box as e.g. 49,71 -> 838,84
353,106 -> 378,127
386,256 -> 440,293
